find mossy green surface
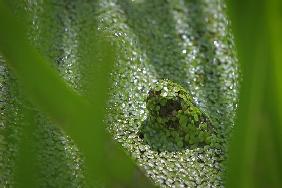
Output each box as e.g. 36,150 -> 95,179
0,0 -> 239,187
141,80 -> 215,152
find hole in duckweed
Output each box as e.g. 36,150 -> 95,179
140,80 -> 216,152
159,98 -> 181,118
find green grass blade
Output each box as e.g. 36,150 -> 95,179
226,0 -> 282,187
267,0 -> 282,150
0,1 -> 155,187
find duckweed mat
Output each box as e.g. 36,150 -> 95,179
0,0 -> 239,187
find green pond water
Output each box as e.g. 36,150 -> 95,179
0,0 -> 239,187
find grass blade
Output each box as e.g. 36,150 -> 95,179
0,1 -> 155,187
226,0 -> 282,187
